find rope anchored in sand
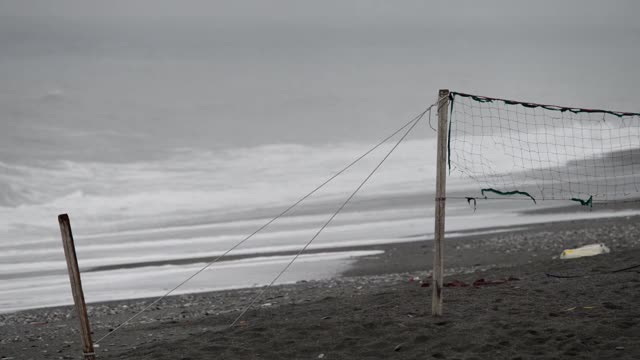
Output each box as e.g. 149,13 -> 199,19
229,106 -> 425,328
93,101 -> 438,345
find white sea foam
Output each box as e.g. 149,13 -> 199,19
1,136 -> 639,312
0,250 -> 383,313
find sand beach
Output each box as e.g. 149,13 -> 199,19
3,3 -> 640,360
2,211 -> 639,360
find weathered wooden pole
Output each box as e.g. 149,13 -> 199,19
432,89 -> 450,316
59,214 -> 96,360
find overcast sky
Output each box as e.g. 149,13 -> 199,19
1,0 -> 639,161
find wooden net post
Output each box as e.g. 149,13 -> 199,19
432,89 -> 449,316
59,214 -> 96,360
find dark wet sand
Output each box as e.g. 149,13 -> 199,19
2,213 -> 640,359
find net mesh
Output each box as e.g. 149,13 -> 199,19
448,92 -> 640,203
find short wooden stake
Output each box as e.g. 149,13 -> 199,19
432,89 -> 450,316
59,214 -> 96,360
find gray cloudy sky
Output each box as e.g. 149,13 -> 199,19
1,0 -> 639,161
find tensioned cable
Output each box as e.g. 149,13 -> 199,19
448,196 -> 640,203
228,108 -> 425,328
93,101 -> 437,345
450,91 -> 640,117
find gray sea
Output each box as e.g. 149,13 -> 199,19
2,1 -> 640,312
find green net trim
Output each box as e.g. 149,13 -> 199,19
481,188 -> 537,204
570,195 -> 593,207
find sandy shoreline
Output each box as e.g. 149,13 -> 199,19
2,213 -> 640,359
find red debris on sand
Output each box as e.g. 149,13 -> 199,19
472,277 -> 520,287
417,277 -> 518,288
444,280 -> 469,287
473,278 -> 503,286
